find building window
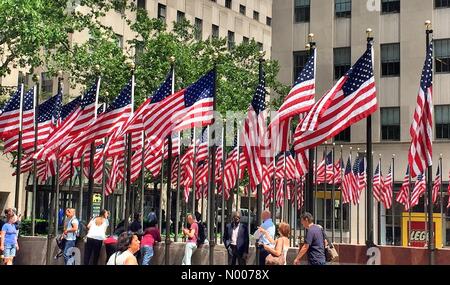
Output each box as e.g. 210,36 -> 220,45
177,11 -> 185,22
257,42 -> 263,51
239,5 -> 246,15
212,25 -> 219,38
158,4 -> 166,23
382,0 -> 400,13
435,39 -> 450,73
435,105 -> 450,139
41,72 -> 53,94
295,0 -> 310,23
334,47 -> 351,80
115,34 -> 123,49
137,0 -> 146,10
194,18 -> 203,41
225,0 -> 232,9
435,0 -> 450,8
228,31 -> 235,50
334,127 -> 351,142
266,17 -> 272,26
381,107 -> 400,141
335,0 -> 351,18
135,41 -> 144,64
253,11 -> 260,21
17,71 -> 25,86
293,51 -> 309,82
381,43 -> 400,77
243,36 -> 249,44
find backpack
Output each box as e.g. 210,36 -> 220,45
76,219 -> 88,240
196,222 -> 207,246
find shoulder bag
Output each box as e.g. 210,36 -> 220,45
265,238 -> 286,265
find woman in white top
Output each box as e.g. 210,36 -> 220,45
107,232 -> 140,265
258,222 -> 291,265
84,209 -> 109,265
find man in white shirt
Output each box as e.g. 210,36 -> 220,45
223,211 -> 249,265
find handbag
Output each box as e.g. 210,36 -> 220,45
265,239 -> 286,265
321,227 -> 339,262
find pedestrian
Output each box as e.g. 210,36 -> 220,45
147,208 -> 157,225
181,214 -> 198,265
128,213 -> 142,234
106,232 -> 140,265
294,212 -> 327,265
140,220 -> 161,265
258,222 -> 290,265
62,208 -> 79,265
84,209 -> 109,265
256,210 -> 275,265
0,210 -> 19,265
223,211 -> 249,265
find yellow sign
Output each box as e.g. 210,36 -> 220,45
401,213 -> 442,247
92,194 -> 102,203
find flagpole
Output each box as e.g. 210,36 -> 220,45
54,73 -> 63,236
14,83 -> 24,211
256,51 -> 265,251
101,138 -> 109,210
332,143 -> 336,243
439,154 -> 444,248
175,131 -> 182,242
158,142 -> 164,230
209,53 -> 219,265
314,147 -> 318,223
69,157 -> 74,207
31,75 -> 39,236
425,20 -> 435,265
339,145 -> 343,243
141,132 -> 146,232
408,165 -> 412,246
366,28 -> 375,247
357,147 -> 360,245
220,121 -> 226,244
271,153 -> 276,221
192,127 -> 197,214
378,154 -> 382,245
349,147 -> 353,244
392,154 -> 395,245
164,57 -> 175,265
235,124 -> 241,214
323,144 -> 328,232
306,35 -> 316,217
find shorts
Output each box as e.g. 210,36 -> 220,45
3,244 -> 17,257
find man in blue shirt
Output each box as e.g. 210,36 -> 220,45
294,212 -> 327,265
256,210 -> 275,265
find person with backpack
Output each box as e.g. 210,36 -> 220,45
62,208 -> 79,265
194,211 -> 207,246
181,214 -> 198,265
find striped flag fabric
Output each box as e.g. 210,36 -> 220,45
333,159 -> 343,184
432,165 -> 441,204
410,173 -> 426,209
294,43 -> 377,154
143,70 -> 215,157
373,162 -> 383,202
0,86 -> 24,138
60,80 -> 132,158
266,49 -> 316,155
340,157 -> 355,204
382,165 -> 393,209
295,149 -> 309,177
242,72 -> 266,188
408,42 -> 433,178
396,167 -> 411,211
2,87 -> 35,154
316,151 -> 333,184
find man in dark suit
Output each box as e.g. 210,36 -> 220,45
223,211 -> 249,265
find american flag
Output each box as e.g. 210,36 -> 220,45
352,157 -> 366,205
333,158 -> 343,184
143,70 -> 215,157
408,42 -> 433,178
1,87 -> 35,153
105,155 -> 125,196
294,43 -> 377,153
340,157 -> 355,204
410,173 -> 426,209
382,165 -> 393,209
223,147 -> 238,199
396,167 -> 411,211
0,86 -> 24,138
316,151 -> 333,184
266,50 -> 316,155
432,165 -> 441,205
242,73 -> 266,188
296,149 -> 309,177
60,79 -> 132,158
373,162 -> 383,203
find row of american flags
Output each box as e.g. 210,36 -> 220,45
0,38 -> 448,214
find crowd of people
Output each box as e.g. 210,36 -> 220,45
1,205 -> 332,266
